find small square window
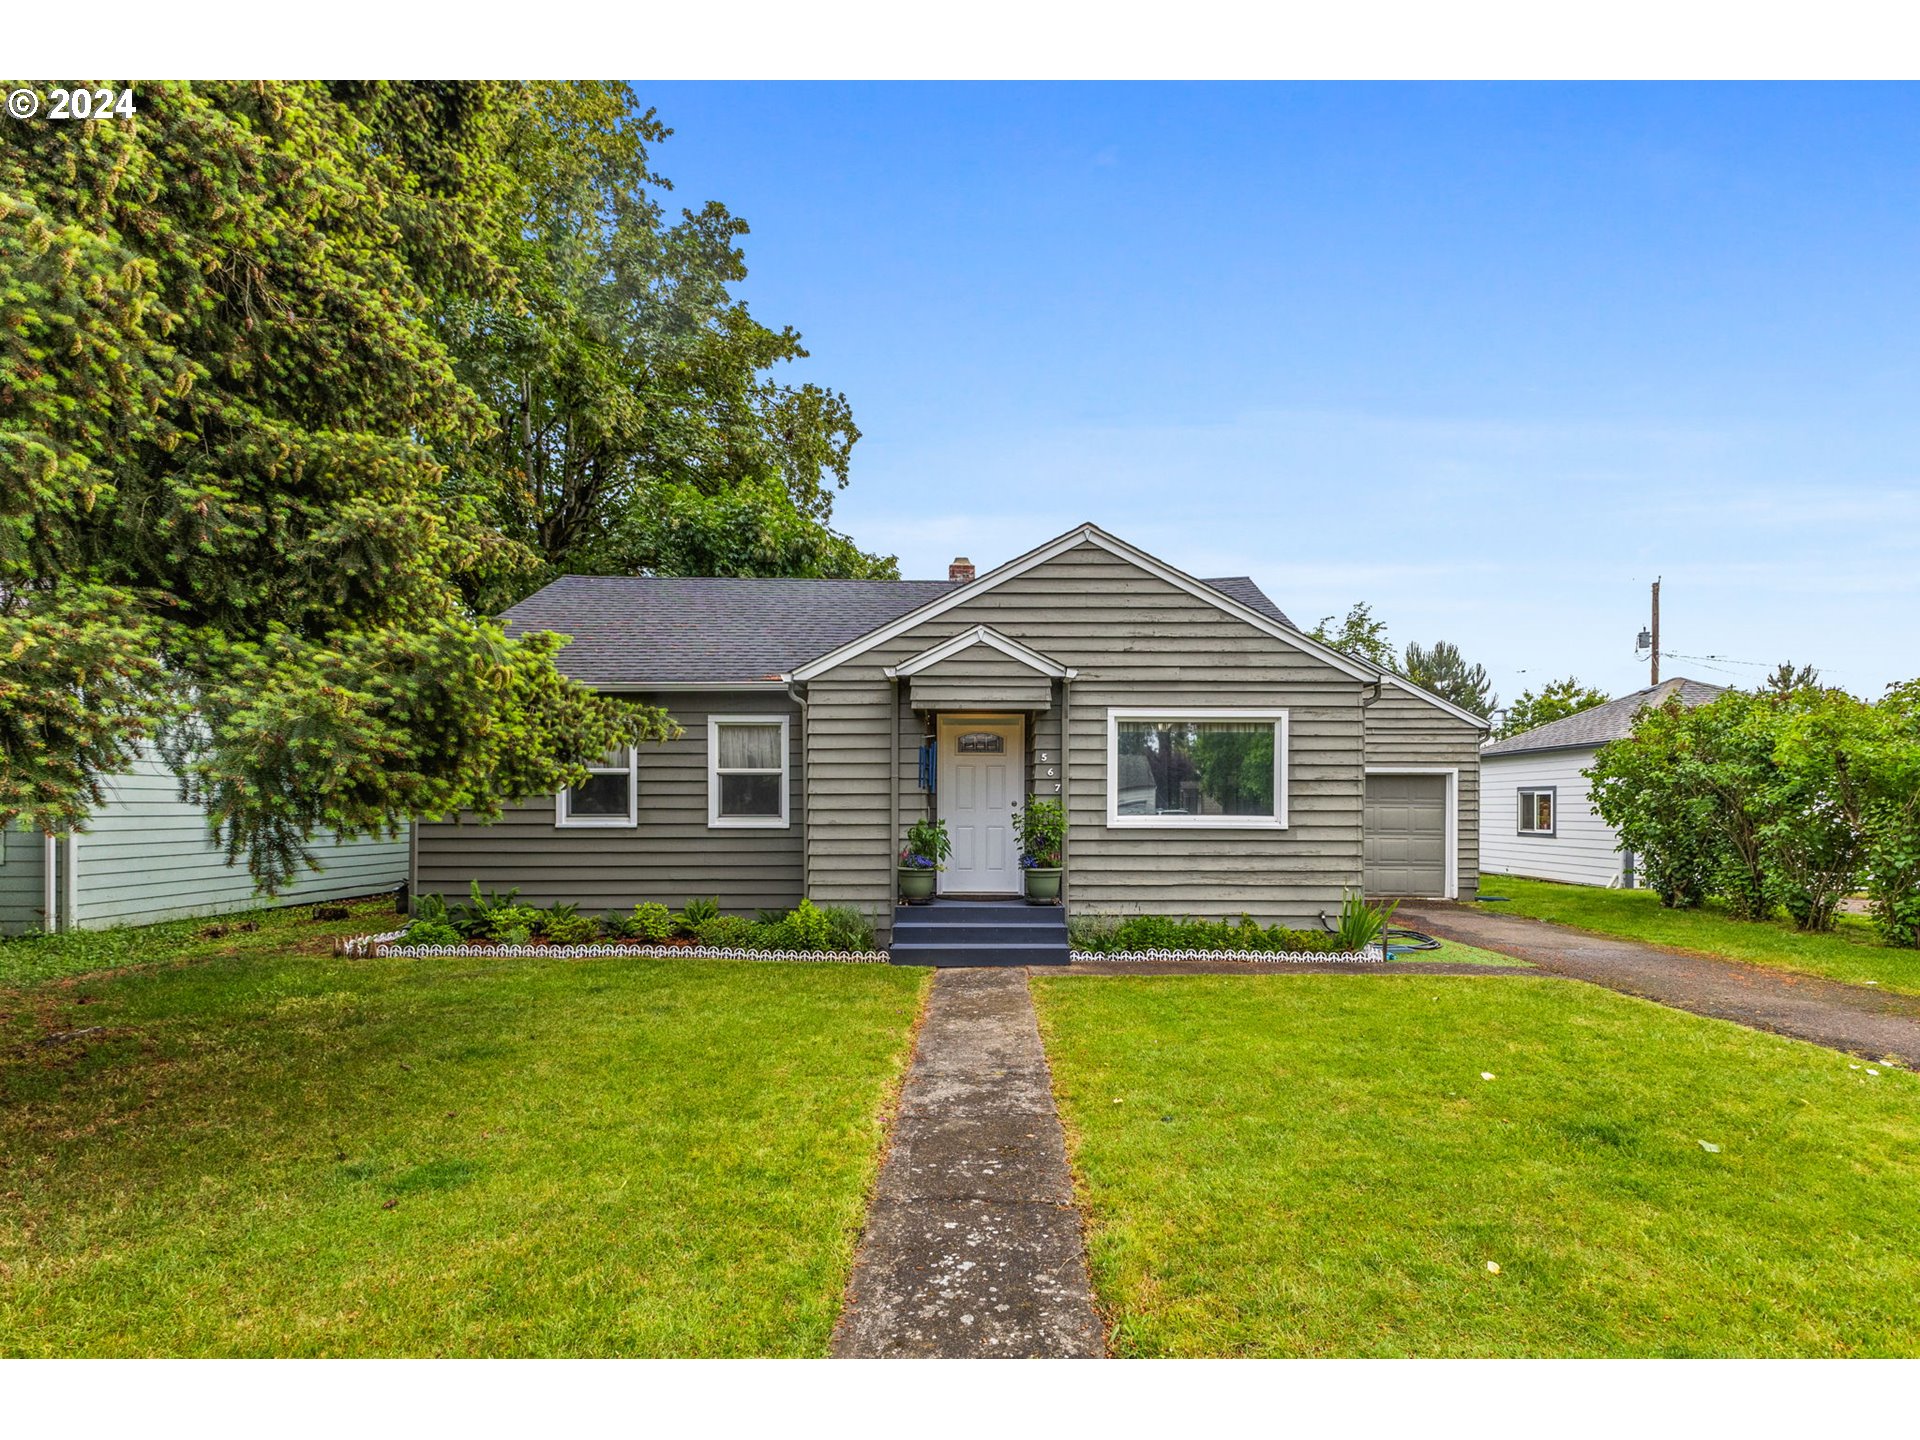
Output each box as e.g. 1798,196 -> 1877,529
558,749 -> 636,827
1517,787 -> 1556,836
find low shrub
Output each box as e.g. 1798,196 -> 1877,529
768,898 -> 833,952
597,910 -> 639,940
694,915 -> 765,948
484,904 -> 544,944
630,902 -> 675,942
1067,913 -> 1350,955
818,905 -> 877,953
676,897 -> 721,936
543,911 -> 599,944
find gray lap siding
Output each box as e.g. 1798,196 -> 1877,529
413,690 -> 804,916
806,542 -> 1372,936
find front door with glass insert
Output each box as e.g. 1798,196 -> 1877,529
939,717 -> 1023,895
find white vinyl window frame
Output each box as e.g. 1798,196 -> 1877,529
1105,707 -> 1289,830
1517,786 -> 1558,837
555,747 -> 639,828
707,714 -> 792,829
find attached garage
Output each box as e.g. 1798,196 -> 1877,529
1363,772 -> 1451,898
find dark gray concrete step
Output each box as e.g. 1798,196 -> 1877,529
888,941 -> 1070,968
891,922 -> 1066,945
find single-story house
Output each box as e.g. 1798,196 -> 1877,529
1478,677 -> 1726,888
413,523 -> 1489,943
1,747 -> 409,935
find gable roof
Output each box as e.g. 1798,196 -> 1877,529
888,626 -> 1076,680
501,558 -> 1291,686
788,522 -> 1391,687
1481,677 -> 1729,757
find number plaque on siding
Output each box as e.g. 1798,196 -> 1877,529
957,732 -> 1005,754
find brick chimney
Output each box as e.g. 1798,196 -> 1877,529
948,557 -> 976,582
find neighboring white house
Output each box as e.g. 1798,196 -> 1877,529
1478,678 -> 1725,888
1,747 -> 409,935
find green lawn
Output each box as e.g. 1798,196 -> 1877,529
1034,972 -> 1920,1357
1388,936 -> 1529,968
0,900 -> 928,1356
1480,875 -> 1920,994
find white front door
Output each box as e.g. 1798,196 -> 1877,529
939,717 -> 1023,895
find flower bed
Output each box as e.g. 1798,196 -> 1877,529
391,886 -> 880,955
1067,945 -> 1383,965
340,928 -> 888,963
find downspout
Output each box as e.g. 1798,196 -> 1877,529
786,679 -> 810,898
63,831 -> 79,932
43,832 -> 58,934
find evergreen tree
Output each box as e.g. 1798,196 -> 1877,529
1401,640 -> 1497,718
1,81 -> 677,888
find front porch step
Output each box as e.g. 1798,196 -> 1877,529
888,941 -> 1070,968
889,921 -> 1067,946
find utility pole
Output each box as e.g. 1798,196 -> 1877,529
1650,577 -> 1661,686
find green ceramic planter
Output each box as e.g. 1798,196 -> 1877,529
1023,867 -> 1063,902
898,867 -> 937,904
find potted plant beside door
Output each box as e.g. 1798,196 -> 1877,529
1012,798 -> 1066,903
898,817 -> 950,904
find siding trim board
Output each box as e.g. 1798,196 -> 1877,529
1363,765 -> 1460,900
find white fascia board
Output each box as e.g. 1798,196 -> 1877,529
885,625 -> 1074,680
1382,675 -> 1496,731
790,520 -> 1381,685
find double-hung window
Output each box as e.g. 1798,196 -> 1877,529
1106,708 -> 1288,828
1517,787 -> 1556,836
709,716 -> 790,828
557,748 -> 638,827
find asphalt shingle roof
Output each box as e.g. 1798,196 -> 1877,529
1480,677 -> 1729,756
502,573 -> 1295,685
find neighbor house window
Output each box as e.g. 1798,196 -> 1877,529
1105,709 -> 1288,828
557,748 -> 638,828
708,716 -> 790,828
1517,787 -> 1556,836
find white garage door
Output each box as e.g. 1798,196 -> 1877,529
1364,774 -> 1448,897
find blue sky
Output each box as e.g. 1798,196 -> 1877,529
637,82 -> 1919,704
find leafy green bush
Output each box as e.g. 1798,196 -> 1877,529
676,896 -> 721,936
694,915 -> 764,947
1066,913 -> 1347,955
818,905 -> 877,953
597,910 -> 639,940
401,920 -> 463,946
770,898 -> 833,951
630,902 -> 674,942
544,911 -> 599,944
484,904 -> 544,942
449,881 -> 524,938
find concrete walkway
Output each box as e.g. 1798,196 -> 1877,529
1399,901 -> 1920,1067
831,968 -> 1104,1358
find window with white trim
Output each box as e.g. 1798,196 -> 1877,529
1106,709 -> 1288,828
1517,787 -> 1556,836
557,748 -> 637,827
708,716 -> 790,828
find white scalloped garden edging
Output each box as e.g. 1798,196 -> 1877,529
1068,945 -> 1385,965
340,929 -> 888,964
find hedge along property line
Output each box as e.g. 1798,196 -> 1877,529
339,929 -> 890,964
1069,946 -> 1385,965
